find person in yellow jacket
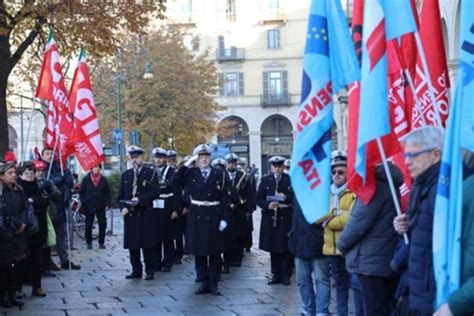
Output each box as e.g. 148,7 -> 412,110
317,151 -> 360,316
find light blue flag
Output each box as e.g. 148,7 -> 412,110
356,0 -> 417,182
290,0 -> 359,223
433,2 -> 474,308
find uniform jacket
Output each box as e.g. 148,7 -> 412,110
152,165 -> 180,241
118,166 -> 160,249
171,165 -> 230,256
257,172 -> 293,253
318,189 -> 356,255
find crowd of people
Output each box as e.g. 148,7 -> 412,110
1,126 -> 473,315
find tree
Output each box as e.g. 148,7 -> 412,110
92,28 -> 220,157
0,1 -> 166,157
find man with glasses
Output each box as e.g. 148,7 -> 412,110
392,126 -> 445,316
317,151 -> 358,316
118,146 -> 160,281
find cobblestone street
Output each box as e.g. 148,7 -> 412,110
1,210 -> 354,316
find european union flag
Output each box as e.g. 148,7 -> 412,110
305,15 -> 329,56
433,1 -> 474,308
290,0 -> 359,224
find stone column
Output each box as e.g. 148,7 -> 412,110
248,130 -> 262,176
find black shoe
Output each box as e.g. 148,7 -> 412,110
87,244 -> 92,250
174,258 -> 182,264
222,266 -> 230,274
99,244 -> 106,249
195,283 -> 211,295
267,276 -> 282,285
125,273 -> 142,279
144,274 -> 154,281
7,292 -> 24,309
195,277 -> 204,283
162,266 -> 171,272
245,248 -> 251,252
282,278 -> 290,286
43,270 -> 56,278
61,261 -> 81,270
210,286 -> 221,296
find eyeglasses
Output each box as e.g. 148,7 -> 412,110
403,148 -> 434,161
332,170 -> 346,176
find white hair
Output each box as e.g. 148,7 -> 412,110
400,126 -> 445,151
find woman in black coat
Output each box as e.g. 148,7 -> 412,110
18,162 -> 50,298
79,164 -> 111,249
0,163 -> 27,309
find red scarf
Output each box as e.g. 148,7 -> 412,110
91,173 -> 101,187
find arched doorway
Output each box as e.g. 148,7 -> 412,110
260,114 -> 292,175
217,116 -> 250,163
8,125 -> 17,151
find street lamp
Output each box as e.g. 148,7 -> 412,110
143,62 -> 154,79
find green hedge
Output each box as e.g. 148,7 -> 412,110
107,172 -> 121,208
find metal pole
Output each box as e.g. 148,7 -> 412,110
375,137 -> 409,245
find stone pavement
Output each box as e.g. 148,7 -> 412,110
1,210 -> 356,316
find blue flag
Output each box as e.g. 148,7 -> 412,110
356,0 -> 417,182
433,2 -> 474,308
290,0 -> 359,223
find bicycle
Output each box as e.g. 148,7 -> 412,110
71,193 -> 99,240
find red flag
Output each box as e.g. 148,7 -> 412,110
35,31 -> 74,160
347,0 -> 416,206
69,49 -> 104,170
413,0 -> 450,127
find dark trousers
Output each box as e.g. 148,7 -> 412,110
85,208 -> 106,245
0,260 -> 26,294
155,240 -> 174,269
0,266 -> 12,296
195,255 -> 221,284
328,256 -> 350,316
129,248 -> 155,276
270,252 -> 292,280
27,244 -> 43,288
42,247 -> 52,273
357,274 -> 397,316
174,235 -> 184,259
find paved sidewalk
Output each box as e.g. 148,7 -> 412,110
1,210 -> 355,316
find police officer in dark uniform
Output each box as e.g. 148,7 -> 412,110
223,153 -> 250,272
238,158 -> 257,253
171,144 -> 230,295
118,146 -> 160,280
257,156 -> 294,285
151,147 -> 178,272
166,150 -> 178,168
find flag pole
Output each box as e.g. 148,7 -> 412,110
375,137 -> 409,244
413,31 -> 443,127
403,69 -> 427,126
20,103 -> 37,165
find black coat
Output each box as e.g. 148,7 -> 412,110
118,166 -> 160,249
18,179 -> 49,246
337,163 -> 402,278
79,173 -> 111,213
224,169 -> 252,250
171,165 -> 230,256
45,160 -> 74,223
0,185 -> 27,267
406,162 -> 439,314
288,199 -> 324,259
257,172 -> 293,253
153,165 -> 180,241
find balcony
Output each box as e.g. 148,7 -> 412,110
261,93 -> 292,107
167,13 -> 196,28
259,9 -> 287,24
216,48 -> 245,62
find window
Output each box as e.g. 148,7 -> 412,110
262,70 -> 288,104
267,29 -> 280,49
225,0 -> 236,22
220,72 -> 244,96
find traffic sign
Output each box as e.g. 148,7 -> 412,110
112,128 -> 122,142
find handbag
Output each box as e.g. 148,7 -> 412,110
46,212 -> 56,247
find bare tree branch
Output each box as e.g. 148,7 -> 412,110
9,16 -> 45,72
